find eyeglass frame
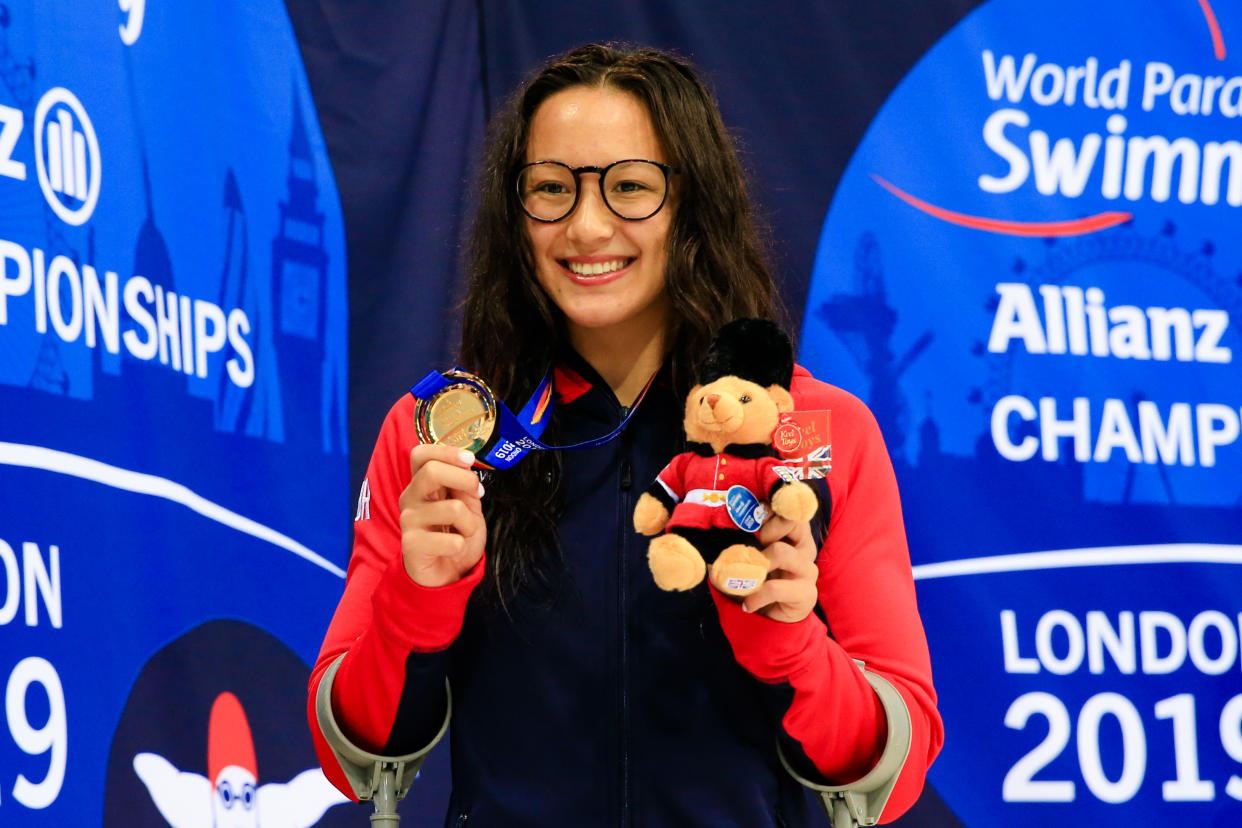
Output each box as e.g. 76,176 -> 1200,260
515,159 -> 679,223
216,779 -> 257,810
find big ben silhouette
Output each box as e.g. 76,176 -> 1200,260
271,91 -> 332,452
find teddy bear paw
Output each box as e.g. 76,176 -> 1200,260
709,544 -> 769,596
771,481 -> 818,523
648,534 -> 707,591
633,492 -> 671,535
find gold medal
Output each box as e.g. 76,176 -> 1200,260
414,370 -> 498,454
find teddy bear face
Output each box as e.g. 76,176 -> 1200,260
683,375 -> 784,449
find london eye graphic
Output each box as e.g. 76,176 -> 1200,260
972,216 -> 1242,507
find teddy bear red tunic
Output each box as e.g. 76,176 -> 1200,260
654,444 -> 784,535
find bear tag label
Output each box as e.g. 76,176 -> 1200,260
726,485 -> 767,532
773,410 -> 832,481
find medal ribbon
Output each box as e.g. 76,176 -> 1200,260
410,367 -> 657,469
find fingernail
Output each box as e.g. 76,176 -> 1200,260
458,450 -> 475,465
477,481 -> 486,498
742,602 -> 752,613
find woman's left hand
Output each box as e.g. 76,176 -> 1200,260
741,516 -> 820,622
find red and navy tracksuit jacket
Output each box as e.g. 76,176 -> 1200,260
308,353 -> 942,827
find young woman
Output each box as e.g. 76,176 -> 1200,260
309,43 -> 942,827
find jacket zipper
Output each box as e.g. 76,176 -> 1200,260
618,424 -> 635,825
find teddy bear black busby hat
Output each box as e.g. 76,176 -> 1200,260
696,318 -> 795,390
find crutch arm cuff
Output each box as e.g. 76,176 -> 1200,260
778,663 -> 913,827
314,654 -> 451,803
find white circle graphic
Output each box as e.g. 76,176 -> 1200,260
33,87 -> 102,226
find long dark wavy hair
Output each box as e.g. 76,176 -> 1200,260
459,43 -> 780,602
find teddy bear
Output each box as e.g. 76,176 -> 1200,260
633,318 -> 819,596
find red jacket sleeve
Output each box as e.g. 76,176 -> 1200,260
713,367 -> 943,822
307,394 -> 485,799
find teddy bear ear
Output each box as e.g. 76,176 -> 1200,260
767,384 -> 795,413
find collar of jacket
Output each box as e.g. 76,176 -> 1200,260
551,344 -> 673,413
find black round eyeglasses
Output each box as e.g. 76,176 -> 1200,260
516,159 -> 677,223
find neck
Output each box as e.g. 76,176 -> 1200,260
569,318 -> 667,407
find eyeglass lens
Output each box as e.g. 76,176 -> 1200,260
518,161 -> 668,221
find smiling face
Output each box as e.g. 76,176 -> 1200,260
523,85 -> 674,351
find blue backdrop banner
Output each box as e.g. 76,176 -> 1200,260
7,1 -> 1238,825
800,1 -> 1242,825
0,2 -> 351,825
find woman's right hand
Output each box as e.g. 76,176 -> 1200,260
397,444 -> 487,587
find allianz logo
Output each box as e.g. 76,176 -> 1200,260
0,86 -> 101,226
